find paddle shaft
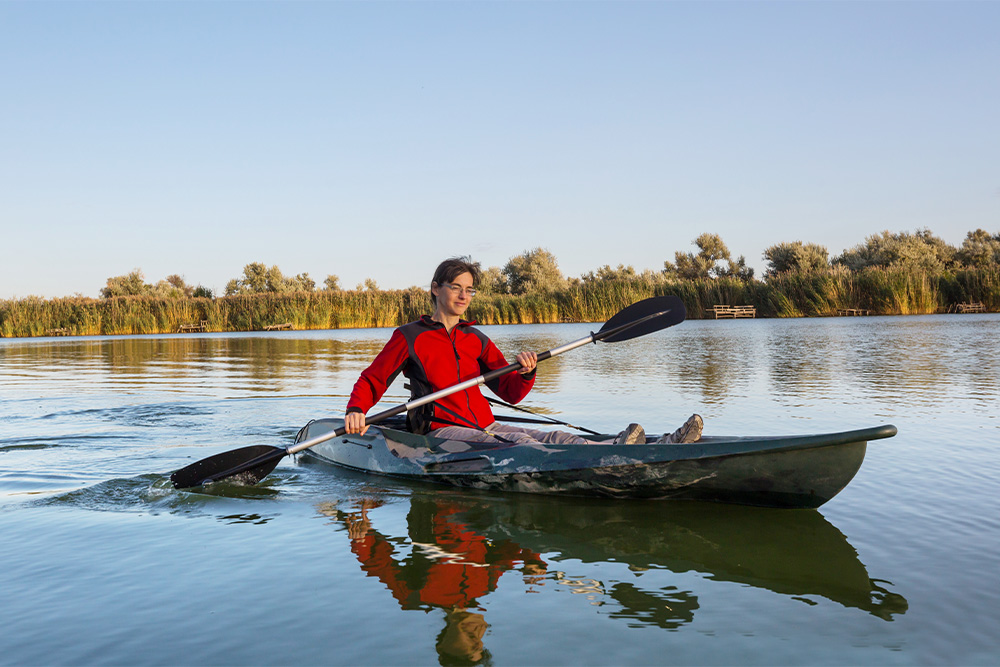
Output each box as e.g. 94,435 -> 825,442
286,307 -> 668,456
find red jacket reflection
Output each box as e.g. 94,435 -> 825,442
349,503 -> 543,610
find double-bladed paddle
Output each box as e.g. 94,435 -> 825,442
169,295 -> 686,490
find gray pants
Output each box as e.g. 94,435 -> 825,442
429,422 -> 611,445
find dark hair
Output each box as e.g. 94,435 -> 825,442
431,257 -> 481,306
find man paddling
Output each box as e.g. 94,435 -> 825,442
343,257 -> 702,445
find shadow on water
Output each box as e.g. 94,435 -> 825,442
317,489 -> 908,665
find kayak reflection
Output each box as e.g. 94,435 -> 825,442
320,492 -> 906,663
461,494 -> 908,623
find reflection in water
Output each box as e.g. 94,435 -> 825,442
217,513 -> 272,525
666,331 -> 760,405
320,492 -> 907,664
0,334 -> 382,397
473,494 -> 909,622
0,331 -> 572,403
4,316 -> 998,665
319,497 -> 547,665
5,316 -> 994,421
762,316 -> 1000,410
607,582 -> 698,629
584,316 -> 1000,416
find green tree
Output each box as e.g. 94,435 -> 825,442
956,229 -> 1000,268
718,254 -> 755,282
834,229 -> 956,272
477,266 -> 508,295
101,270 -> 204,299
226,262 -> 306,295
581,264 -> 638,283
763,241 -> 830,277
323,275 -> 341,291
166,274 -> 193,296
100,269 -> 151,298
291,272 -> 316,292
665,234 -> 753,281
148,274 -> 195,298
502,248 -> 566,295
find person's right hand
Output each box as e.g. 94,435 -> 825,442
344,411 -> 368,435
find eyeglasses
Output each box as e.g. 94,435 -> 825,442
441,283 -> 477,297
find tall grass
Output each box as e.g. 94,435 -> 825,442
3,267 -> 998,338
764,267 -> 997,315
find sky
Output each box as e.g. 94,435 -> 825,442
1,1 -> 998,299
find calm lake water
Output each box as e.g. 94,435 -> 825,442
1,315 -> 998,665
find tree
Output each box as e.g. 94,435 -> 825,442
502,248 -> 566,295
146,274 -> 196,298
664,234 -> 752,281
225,263 -> 311,295
100,269 -> 151,298
581,264 -> 638,283
165,274 -> 194,297
477,266 -> 508,295
834,229 -> 957,272
246,263 -> 283,292
101,270 -> 205,299
291,272 -> 315,292
323,275 -> 341,291
718,254 -> 755,282
763,241 -> 830,277
956,229 -> 1000,268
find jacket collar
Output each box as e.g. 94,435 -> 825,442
419,314 -> 478,329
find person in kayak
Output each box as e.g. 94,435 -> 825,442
343,256 -> 703,445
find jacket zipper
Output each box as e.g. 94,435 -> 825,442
449,327 -> 479,428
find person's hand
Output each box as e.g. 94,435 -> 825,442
516,351 -> 537,375
344,411 -> 368,435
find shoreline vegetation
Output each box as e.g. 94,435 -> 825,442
2,267 -> 997,339
3,230 -> 998,338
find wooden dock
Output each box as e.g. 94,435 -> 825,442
707,305 -> 756,319
177,320 -> 208,333
837,308 -> 872,316
263,322 -> 293,331
954,302 -> 986,313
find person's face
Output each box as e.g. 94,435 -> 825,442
432,271 -> 475,317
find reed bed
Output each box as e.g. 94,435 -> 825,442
3,267 -> 998,338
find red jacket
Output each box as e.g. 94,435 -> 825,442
347,316 -> 535,434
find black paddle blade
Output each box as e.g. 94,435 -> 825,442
597,295 -> 686,343
170,445 -> 287,490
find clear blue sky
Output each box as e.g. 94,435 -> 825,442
2,1 -> 997,299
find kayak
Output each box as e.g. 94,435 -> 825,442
295,418 -> 897,509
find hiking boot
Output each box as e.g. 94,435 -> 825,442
657,414 -> 703,444
613,423 -> 646,445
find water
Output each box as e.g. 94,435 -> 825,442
1,315 -> 998,665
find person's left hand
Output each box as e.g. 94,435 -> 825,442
516,351 -> 537,375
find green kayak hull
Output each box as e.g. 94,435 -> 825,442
296,419 -> 897,508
